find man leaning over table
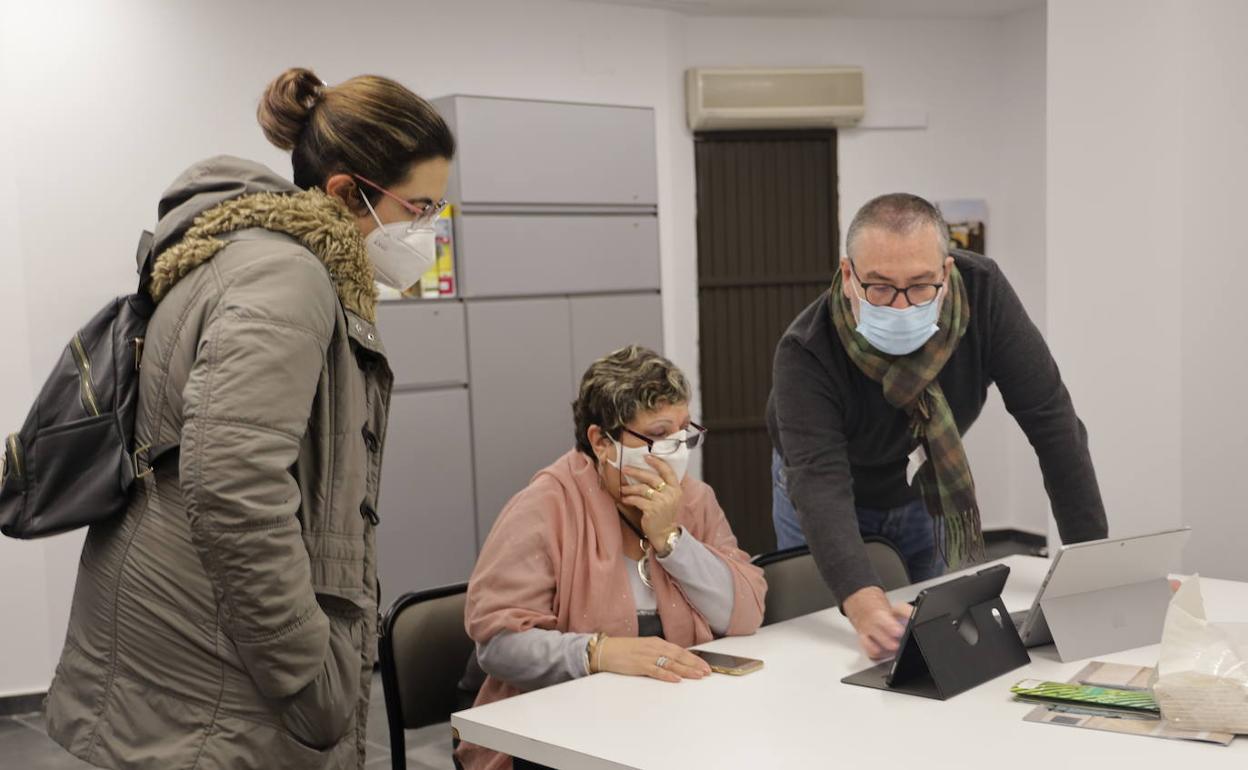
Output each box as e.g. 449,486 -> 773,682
767,193 -> 1108,660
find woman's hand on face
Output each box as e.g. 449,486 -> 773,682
596,636 -> 711,683
619,456 -> 682,549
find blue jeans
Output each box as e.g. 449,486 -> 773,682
771,451 -> 944,583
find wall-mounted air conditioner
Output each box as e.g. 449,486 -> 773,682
685,67 -> 865,132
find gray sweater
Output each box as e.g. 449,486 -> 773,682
766,250 -> 1108,601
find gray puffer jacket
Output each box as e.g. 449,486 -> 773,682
45,156 -> 393,769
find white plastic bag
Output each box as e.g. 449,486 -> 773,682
1152,577 -> 1248,733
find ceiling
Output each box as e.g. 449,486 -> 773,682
567,0 -> 1044,19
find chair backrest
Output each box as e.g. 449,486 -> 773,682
752,546 -> 839,626
379,583 -> 473,769
752,537 -> 912,626
863,535 -> 911,591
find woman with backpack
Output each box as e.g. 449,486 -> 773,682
43,67 -> 455,769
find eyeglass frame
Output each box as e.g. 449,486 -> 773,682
618,422 -> 708,456
353,174 -> 448,228
848,259 -> 947,308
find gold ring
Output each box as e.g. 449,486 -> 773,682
655,481 -> 667,492
645,487 -> 655,500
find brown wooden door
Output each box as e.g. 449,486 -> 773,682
695,131 -> 839,556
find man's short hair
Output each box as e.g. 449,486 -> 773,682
845,193 -> 951,261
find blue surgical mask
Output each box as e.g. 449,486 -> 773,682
852,281 -> 944,356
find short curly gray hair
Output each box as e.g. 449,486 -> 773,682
845,192 -> 950,261
572,345 -> 690,460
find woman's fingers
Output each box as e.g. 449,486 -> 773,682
620,496 -> 656,512
643,454 -> 680,486
661,658 -> 707,680
624,466 -> 665,488
646,665 -> 682,683
641,643 -> 699,681
621,483 -> 661,498
669,648 -> 712,675
605,637 -> 716,682
651,640 -> 710,678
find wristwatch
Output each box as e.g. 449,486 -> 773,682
657,527 -> 682,558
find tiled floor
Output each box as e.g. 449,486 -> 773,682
0,675 -> 456,770
362,674 -> 458,770
0,712 -> 95,769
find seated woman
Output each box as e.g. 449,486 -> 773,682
458,345 -> 767,770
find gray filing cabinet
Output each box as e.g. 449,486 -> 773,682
378,301 -> 468,387
375,96 -> 663,596
376,388 -> 476,605
467,295 -> 664,542
438,96 -> 658,207
375,302 -> 475,605
568,294 -> 664,395
466,299 -> 577,542
456,215 -> 660,298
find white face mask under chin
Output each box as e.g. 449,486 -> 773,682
361,196 -> 436,291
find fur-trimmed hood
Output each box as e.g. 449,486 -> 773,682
149,155 -> 377,322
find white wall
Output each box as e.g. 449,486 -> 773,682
0,0 -> 56,699
1177,0 -> 1248,581
0,0 -> 1047,696
993,3 -> 1051,535
684,7 -> 1051,534
1048,0 -> 1248,578
1048,0 -> 1183,545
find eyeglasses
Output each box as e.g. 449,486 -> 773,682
849,261 -> 945,308
620,422 -> 708,456
353,174 -> 448,228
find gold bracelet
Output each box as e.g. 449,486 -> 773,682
592,632 -> 608,673
585,633 -> 598,673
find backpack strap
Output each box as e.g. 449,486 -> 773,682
133,441 -> 180,481
135,230 -> 156,295
132,229 -> 172,478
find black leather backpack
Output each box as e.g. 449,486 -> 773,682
0,232 -> 174,538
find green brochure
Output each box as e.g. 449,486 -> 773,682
1011,679 -> 1160,716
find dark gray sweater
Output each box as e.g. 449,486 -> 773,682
766,250 -> 1107,601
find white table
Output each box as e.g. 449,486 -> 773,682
452,555 -> 1247,769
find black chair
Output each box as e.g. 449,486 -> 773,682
752,536 -> 911,625
863,536 -> 911,590
379,583 -> 475,770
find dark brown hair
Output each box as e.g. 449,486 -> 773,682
572,346 -> 690,460
257,67 -> 455,200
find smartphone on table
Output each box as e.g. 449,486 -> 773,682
690,649 -> 764,676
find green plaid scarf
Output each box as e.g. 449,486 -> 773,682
829,265 -> 984,568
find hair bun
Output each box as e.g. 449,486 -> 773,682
257,67 -> 325,151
